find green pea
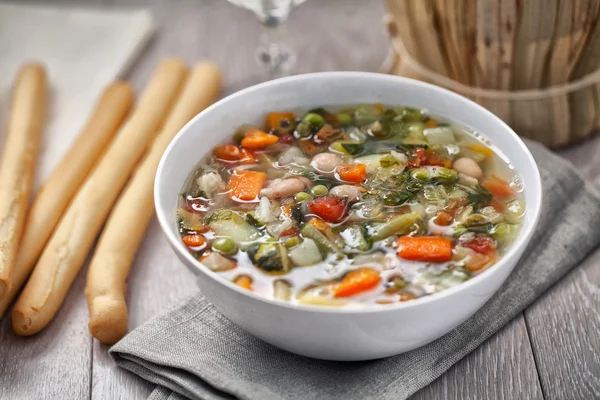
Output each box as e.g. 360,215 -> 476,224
432,167 -> 458,182
311,185 -> 329,197
302,113 -> 325,128
335,113 -> 352,126
410,168 -> 430,181
294,191 -> 313,202
295,121 -> 312,138
212,238 -> 237,256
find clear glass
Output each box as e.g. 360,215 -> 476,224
226,0 -> 306,77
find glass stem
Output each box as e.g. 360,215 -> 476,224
255,1 -> 295,78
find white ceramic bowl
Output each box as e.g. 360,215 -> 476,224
155,72 -> 542,361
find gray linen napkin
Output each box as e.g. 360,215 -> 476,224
111,140 -> 600,400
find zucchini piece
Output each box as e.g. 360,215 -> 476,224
330,140 -> 364,155
402,122 -> 427,145
288,238 -> 323,266
423,126 -> 456,145
354,154 -> 385,173
340,225 -> 371,251
247,242 -> 292,273
301,224 -> 341,256
208,210 -> 260,243
369,212 -> 420,241
177,208 -> 204,231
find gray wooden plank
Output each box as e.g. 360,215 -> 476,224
0,270 -> 91,400
1,1 -> 549,399
410,315 -> 544,400
524,250 -> 600,400
524,141 -> 600,400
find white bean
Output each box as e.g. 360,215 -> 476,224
278,147 -> 309,166
310,153 -> 343,174
260,177 -> 312,199
329,185 -> 361,202
453,157 -> 483,180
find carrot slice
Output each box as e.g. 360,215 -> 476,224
470,144 -> 494,159
182,234 -> 205,248
214,144 -> 241,161
266,112 -> 296,131
334,268 -> 381,298
426,119 -> 437,128
239,148 -> 257,164
397,236 -> 453,262
241,128 -> 279,149
482,174 -> 513,198
337,163 -> 367,184
228,170 -> 267,201
234,275 -> 253,290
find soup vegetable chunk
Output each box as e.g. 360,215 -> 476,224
177,105 -> 525,307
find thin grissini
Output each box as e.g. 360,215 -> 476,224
0,82 -> 133,318
0,63 -> 46,299
12,59 -> 188,335
86,62 -> 222,344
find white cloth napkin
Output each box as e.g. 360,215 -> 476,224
0,3 -> 155,190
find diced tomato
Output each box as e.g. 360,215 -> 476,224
279,132 -> 295,144
435,211 -> 453,226
408,148 -> 427,168
280,227 -> 299,237
307,195 -> 348,223
460,233 -> 496,255
464,251 -> 495,272
424,151 -> 444,166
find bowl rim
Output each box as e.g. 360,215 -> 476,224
155,71 -> 543,315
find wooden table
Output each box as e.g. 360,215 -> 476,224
1,0 -> 599,399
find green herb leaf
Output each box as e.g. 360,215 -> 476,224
341,142 -> 365,155
382,191 -> 413,206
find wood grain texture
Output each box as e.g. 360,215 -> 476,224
2,0 -> 599,399
525,143 -> 600,400
411,315 -> 543,400
0,268 -> 91,399
525,250 -> 600,400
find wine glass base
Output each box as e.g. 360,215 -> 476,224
256,44 -> 296,77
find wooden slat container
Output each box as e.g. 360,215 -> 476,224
384,0 -> 600,147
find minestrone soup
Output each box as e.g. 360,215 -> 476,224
177,105 -> 525,307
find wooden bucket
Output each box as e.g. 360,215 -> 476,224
383,0 -> 600,148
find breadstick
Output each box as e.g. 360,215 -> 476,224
86,62 -> 222,344
0,63 -> 46,299
12,59 -> 188,335
0,83 -> 133,318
